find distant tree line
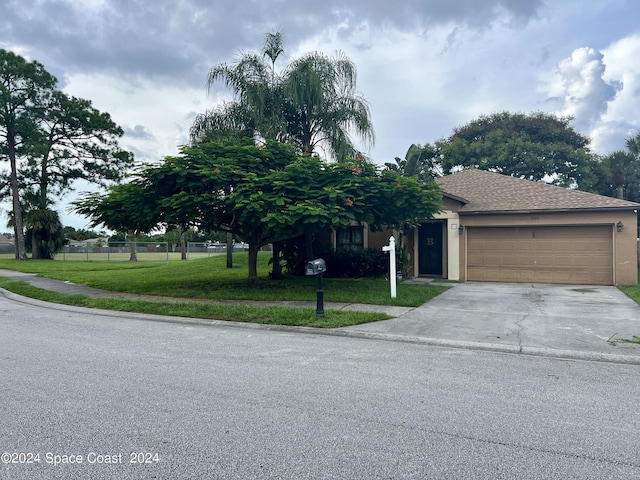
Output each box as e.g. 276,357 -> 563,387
388,111 -> 640,203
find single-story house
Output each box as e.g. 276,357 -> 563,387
0,233 -> 11,245
362,169 -> 640,286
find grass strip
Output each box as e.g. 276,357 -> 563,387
619,283 -> 640,304
0,254 -> 447,307
0,278 -> 392,328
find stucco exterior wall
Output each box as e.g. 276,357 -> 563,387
362,204 -> 637,285
368,228 -> 395,251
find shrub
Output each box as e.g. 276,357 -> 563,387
319,248 -> 388,278
281,231 -> 390,278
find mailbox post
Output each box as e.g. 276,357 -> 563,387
305,258 -> 326,317
382,236 -> 397,298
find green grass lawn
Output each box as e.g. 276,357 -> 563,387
618,273 -> 640,305
0,252 -> 448,327
0,252 -> 444,306
0,277 -> 387,328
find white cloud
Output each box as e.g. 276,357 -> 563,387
62,73 -> 214,163
538,37 -> 640,154
288,12 -> 565,162
544,47 -> 618,130
599,34 -> 640,146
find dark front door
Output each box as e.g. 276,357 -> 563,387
419,223 -> 443,276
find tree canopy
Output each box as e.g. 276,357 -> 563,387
22,90 -> 133,207
74,140 -> 441,281
436,111 -> 594,187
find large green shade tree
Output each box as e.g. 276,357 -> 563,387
436,111 -> 595,188
74,141 -> 442,282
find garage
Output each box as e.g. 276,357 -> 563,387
466,225 -> 614,285
404,169 -> 640,285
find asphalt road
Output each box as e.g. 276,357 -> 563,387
1,293 -> 639,479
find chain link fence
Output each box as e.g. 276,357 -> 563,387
0,241 -> 271,262
57,242 -> 171,262
0,242 -> 13,256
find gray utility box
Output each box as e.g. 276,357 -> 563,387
305,258 -> 326,276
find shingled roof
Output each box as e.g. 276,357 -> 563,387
436,169 -> 640,214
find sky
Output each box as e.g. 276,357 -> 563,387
1,0 -> 640,229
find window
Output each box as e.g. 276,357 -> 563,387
337,226 -> 364,252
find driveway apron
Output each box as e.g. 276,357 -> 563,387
341,282 -> 640,360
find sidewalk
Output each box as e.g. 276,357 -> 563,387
0,269 -> 413,315
2,269 -> 639,365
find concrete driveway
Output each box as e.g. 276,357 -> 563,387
341,282 -> 640,362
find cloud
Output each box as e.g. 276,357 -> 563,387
544,47 -> 619,131
123,125 -> 155,140
2,0 -> 640,230
1,0 -> 543,85
62,72 -> 212,162
538,38 -> 640,154
599,34 -> 640,148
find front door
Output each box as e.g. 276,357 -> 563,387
419,223 -> 443,276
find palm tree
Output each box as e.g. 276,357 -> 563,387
279,51 -> 374,160
190,101 -> 257,143
627,131 -> 640,158
191,32 -> 375,161
24,207 -> 64,259
606,150 -> 636,199
601,132 -> 640,201
191,32 -> 284,145
623,131 -> 640,201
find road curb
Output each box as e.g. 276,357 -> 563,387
2,287 -> 639,366
325,330 -> 640,366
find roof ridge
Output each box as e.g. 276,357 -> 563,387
436,168 -> 640,212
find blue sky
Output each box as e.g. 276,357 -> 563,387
1,0 -> 639,228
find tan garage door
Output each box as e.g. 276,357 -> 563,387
467,226 -> 613,285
